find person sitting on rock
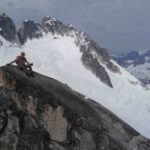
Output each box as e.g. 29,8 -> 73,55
7,52 -> 33,73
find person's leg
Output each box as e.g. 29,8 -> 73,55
17,64 -> 25,71
17,64 -> 33,76
26,64 -> 32,72
25,64 -> 34,76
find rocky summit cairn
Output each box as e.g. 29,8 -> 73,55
0,65 -> 149,150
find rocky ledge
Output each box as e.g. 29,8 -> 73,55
0,65 -> 149,150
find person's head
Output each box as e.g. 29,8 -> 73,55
21,52 -> 25,57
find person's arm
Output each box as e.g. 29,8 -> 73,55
25,58 -> 30,65
7,59 -> 16,65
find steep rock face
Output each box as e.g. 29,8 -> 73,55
42,16 -> 70,35
18,20 -> 43,45
0,12 -> 18,43
0,65 -> 149,150
0,40 -> 2,47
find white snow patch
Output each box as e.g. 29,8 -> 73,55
24,20 -> 29,22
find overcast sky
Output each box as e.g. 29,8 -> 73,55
0,0 -> 150,54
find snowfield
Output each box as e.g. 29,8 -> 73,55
1,34 -> 150,139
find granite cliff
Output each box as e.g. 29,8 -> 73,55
0,65 -> 149,150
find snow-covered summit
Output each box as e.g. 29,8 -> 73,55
0,12 -> 9,18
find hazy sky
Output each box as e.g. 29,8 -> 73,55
0,0 -> 150,53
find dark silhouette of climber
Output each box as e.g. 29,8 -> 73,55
7,52 -> 33,75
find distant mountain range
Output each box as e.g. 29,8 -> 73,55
113,50 -> 150,85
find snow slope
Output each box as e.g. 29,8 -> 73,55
1,34 -> 150,138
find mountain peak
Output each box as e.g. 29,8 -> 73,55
43,16 -> 57,22
0,12 -> 8,18
0,65 -> 150,150
0,12 -> 18,43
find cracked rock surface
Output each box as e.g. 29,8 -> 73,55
0,65 -> 149,150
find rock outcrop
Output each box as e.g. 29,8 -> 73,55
18,20 -> 43,45
0,12 -> 19,43
0,65 -> 149,150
